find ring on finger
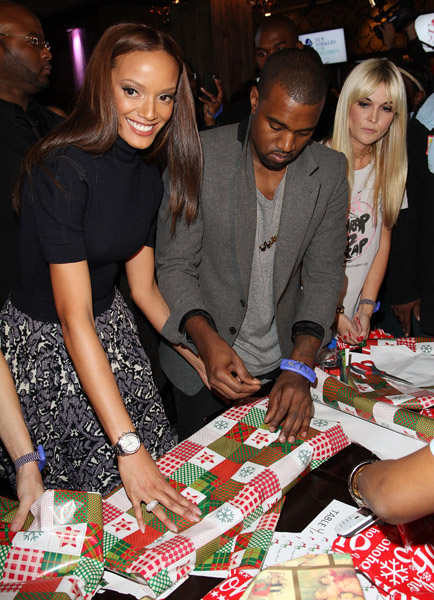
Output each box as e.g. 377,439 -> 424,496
146,499 -> 158,512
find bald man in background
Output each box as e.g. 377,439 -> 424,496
220,16 -> 302,126
254,15 -> 303,71
0,1 -> 61,306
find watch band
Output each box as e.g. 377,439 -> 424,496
280,359 -> 316,383
15,444 -> 46,472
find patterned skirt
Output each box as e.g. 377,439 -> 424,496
0,289 -> 174,495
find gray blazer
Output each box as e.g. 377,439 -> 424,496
156,120 -> 348,395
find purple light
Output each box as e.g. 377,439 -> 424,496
67,28 -> 87,89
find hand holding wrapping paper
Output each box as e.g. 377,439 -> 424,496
0,398 -> 351,599
117,445 -> 202,534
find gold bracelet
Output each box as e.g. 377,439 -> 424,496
348,460 -> 377,508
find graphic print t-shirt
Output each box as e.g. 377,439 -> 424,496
342,163 -> 382,318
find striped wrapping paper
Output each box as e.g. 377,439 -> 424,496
312,368 -> 434,442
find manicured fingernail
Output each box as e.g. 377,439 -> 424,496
269,426 -> 275,432
192,515 -> 200,523
169,524 -> 178,533
289,435 -> 295,443
302,431 -> 307,437
140,524 -> 145,533
343,335 -> 347,339
195,508 -> 202,516
357,336 -> 363,341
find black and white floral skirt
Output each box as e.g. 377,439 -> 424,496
0,289 -> 174,495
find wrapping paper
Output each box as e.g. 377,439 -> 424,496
103,398 -> 350,597
363,337 -> 434,354
333,516 -> 434,599
313,368 -> 434,442
193,497 -> 285,574
0,490 -> 104,600
0,398 -> 350,599
346,367 -> 434,411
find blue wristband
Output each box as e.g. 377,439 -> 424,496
280,359 -> 316,383
358,299 -> 381,313
213,104 -> 223,119
37,444 -> 46,471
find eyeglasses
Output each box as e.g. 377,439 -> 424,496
0,33 -> 50,51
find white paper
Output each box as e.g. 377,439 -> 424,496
370,345 -> 434,387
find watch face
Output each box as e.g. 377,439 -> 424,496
118,432 -> 141,455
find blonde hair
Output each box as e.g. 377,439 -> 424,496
331,59 -> 407,228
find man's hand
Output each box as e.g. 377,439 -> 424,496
186,315 -> 261,399
391,299 -> 420,336
199,78 -> 223,127
263,333 -> 321,443
264,371 -> 312,443
199,332 -> 261,399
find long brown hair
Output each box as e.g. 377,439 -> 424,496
15,22 -> 202,230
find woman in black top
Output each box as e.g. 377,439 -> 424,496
0,23 -> 204,532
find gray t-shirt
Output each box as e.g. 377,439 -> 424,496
233,172 -> 286,376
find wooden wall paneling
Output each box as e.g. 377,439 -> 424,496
209,0 -> 255,103
170,0 -> 215,83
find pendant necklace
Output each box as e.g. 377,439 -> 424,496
258,171 -> 286,252
259,232 -> 278,252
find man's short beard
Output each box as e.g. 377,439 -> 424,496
258,153 -> 292,171
2,47 -> 49,94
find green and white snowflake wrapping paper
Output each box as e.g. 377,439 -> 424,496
313,367 -> 434,442
0,398 -> 351,599
0,490 -> 104,599
102,397 -> 350,597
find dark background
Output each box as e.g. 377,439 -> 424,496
15,0 -> 434,113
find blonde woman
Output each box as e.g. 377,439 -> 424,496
330,59 -> 407,344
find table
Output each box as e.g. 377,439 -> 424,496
100,442 -> 374,600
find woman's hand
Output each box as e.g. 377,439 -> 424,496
352,309 -> 371,340
352,302 -> 374,341
118,446 -> 202,533
336,313 -> 363,345
10,463 -> 45,532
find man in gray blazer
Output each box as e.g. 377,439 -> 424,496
156,49 -> 348,442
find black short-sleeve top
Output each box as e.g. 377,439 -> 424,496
12,137 -> 163,323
